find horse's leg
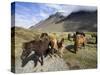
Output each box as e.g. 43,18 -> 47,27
59,49 -> 63,58
74,43 -> 78,54
57,50 -> 61,58
83,42 -> 85,47
40,54 -> 43,66
59,52 -> 62,58
51,48 -> 56,57
49,53 -> 52,58
34,55 -> 39,67
62,47 -> 64,55
83,39 -> 86,48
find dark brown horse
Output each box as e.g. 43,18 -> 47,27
74,32 -> 86,53
76,31 -> 85,37
21,33 -> 51,66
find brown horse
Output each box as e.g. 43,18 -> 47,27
57,38 -> 65,57
21,33 -> 51,66
49,33 -> 58,54
74,32 -> 86,53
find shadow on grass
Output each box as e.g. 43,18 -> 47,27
66,62 -> 80,70
21,53 -> 41,68
87,41 -> 96,44
65,45 -> 76,54
21,48 -> 52,68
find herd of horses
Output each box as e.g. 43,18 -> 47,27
20,32 -> 97,67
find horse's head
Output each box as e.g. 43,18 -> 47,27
74,34 -> 86,48
40,33 -> 49,40
61,38 -> 64,43
57,38 -> 65,49
21,43 -> 31,60
40,33 -> 50,44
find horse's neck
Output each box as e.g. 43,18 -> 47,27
42,39 -> 50,45
58,40 -> 63,48
60,39 -> 64,44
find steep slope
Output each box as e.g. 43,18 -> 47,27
30,12 -> 65,31
30,11 -> 97,32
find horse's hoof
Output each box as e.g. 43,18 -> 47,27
74,51 -> 77,54
41,62 -> 43,66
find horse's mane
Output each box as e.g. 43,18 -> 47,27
49,33 -> 57,40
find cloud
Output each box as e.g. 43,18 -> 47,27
15,13 -> 39,28
77,6 -> 97,11
44,4 -> 97,16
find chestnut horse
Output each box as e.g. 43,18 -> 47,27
74,32 -> 86,53
49,33 -> 58,54
57,38 -> 65,57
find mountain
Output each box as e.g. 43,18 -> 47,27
30,11 -> 97,32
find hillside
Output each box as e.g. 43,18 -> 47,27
11,27 -> 97,73
30,11 -> 97,32
11,27 -> 69,73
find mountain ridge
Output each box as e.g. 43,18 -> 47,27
30,10 -> 97,32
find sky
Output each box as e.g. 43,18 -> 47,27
11,2 -> 97,28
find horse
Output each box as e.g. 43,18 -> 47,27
49,33 -> 58,55
68,33 -> 75,41
57,38 -> 65,57
74,32 -> 86,53
21,33 -> 51,66
76,31 -> 85,37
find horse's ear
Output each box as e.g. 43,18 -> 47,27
61,38 -> 64,42
45,33 -> 48,36
40,33 -> 43,38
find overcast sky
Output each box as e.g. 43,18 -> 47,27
11,2 -> 97,28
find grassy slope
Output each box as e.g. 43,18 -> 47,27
12,27 -> 41,58
12,27 -> 97,70
63,32 -> 97,69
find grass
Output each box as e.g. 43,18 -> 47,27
62,37 -> 97,69
11,27 -> 97,70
